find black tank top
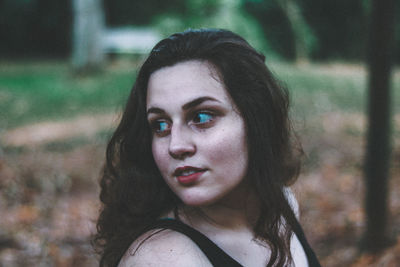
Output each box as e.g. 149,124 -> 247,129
145,218 -> 321,267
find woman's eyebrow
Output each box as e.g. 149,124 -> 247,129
182,96 -> 220,110
147,96 -> 220,115
147,107 -> 165,115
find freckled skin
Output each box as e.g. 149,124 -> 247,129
147,60 -> 249,207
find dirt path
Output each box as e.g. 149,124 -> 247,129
1,113 -> 119,147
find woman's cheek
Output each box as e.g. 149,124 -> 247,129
152,141 -> 169,175
207,130 -> 246,164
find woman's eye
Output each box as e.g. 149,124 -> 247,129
151,120 -> 171,135
193,112 -> 214,124
158,121 -> 169,131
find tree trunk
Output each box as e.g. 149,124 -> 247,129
277,0 -> 313,64
72,0 -> 105,73
363,0 -> 396,252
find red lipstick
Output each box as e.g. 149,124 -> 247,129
174,166 -> 206,185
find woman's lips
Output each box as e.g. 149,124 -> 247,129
177,171 -> 206,185
174,166 -> 206,185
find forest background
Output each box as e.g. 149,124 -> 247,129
0,0 -> 399,266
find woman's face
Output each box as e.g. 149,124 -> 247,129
146,60 -> 249,207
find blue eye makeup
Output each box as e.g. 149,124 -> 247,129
193,112 -> 214,123
193,112 -> 214,124
150,120 -> 170,135
158,121 -> 169,132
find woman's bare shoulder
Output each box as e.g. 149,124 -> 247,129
118,228 -> 212,267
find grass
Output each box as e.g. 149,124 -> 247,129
0,60 -> 136,129
0,60 -> 399,130
276,62 -> 399,115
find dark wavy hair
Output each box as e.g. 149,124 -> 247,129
94,28 -> 302,267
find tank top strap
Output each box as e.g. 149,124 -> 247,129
291,218 -> 322,267
148,218 -> 243,266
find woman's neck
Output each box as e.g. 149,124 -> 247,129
179,187 -> 260,231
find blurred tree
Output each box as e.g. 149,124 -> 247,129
71,0 -> 104,72
363,0 -> 396,252
298,0 -> 368,61
243,0 -> 296,60
244,0 -> 373,62
243,0 -> 315,62
275,0 -> 315,63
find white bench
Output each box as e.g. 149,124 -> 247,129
102,27 -> 162,55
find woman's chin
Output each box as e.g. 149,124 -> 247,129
179,195 -> 217,207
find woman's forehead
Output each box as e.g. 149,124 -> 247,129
146,60 -> 230,108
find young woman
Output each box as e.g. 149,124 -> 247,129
94,29 -> 321,267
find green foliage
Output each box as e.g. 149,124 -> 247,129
151,0 -> 277,58
243,0 -> 316,60
243,0 -> 382,61
298,0 -> 369,60
270,63 -> 368,115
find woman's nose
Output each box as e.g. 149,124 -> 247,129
168,126 -> 196,159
